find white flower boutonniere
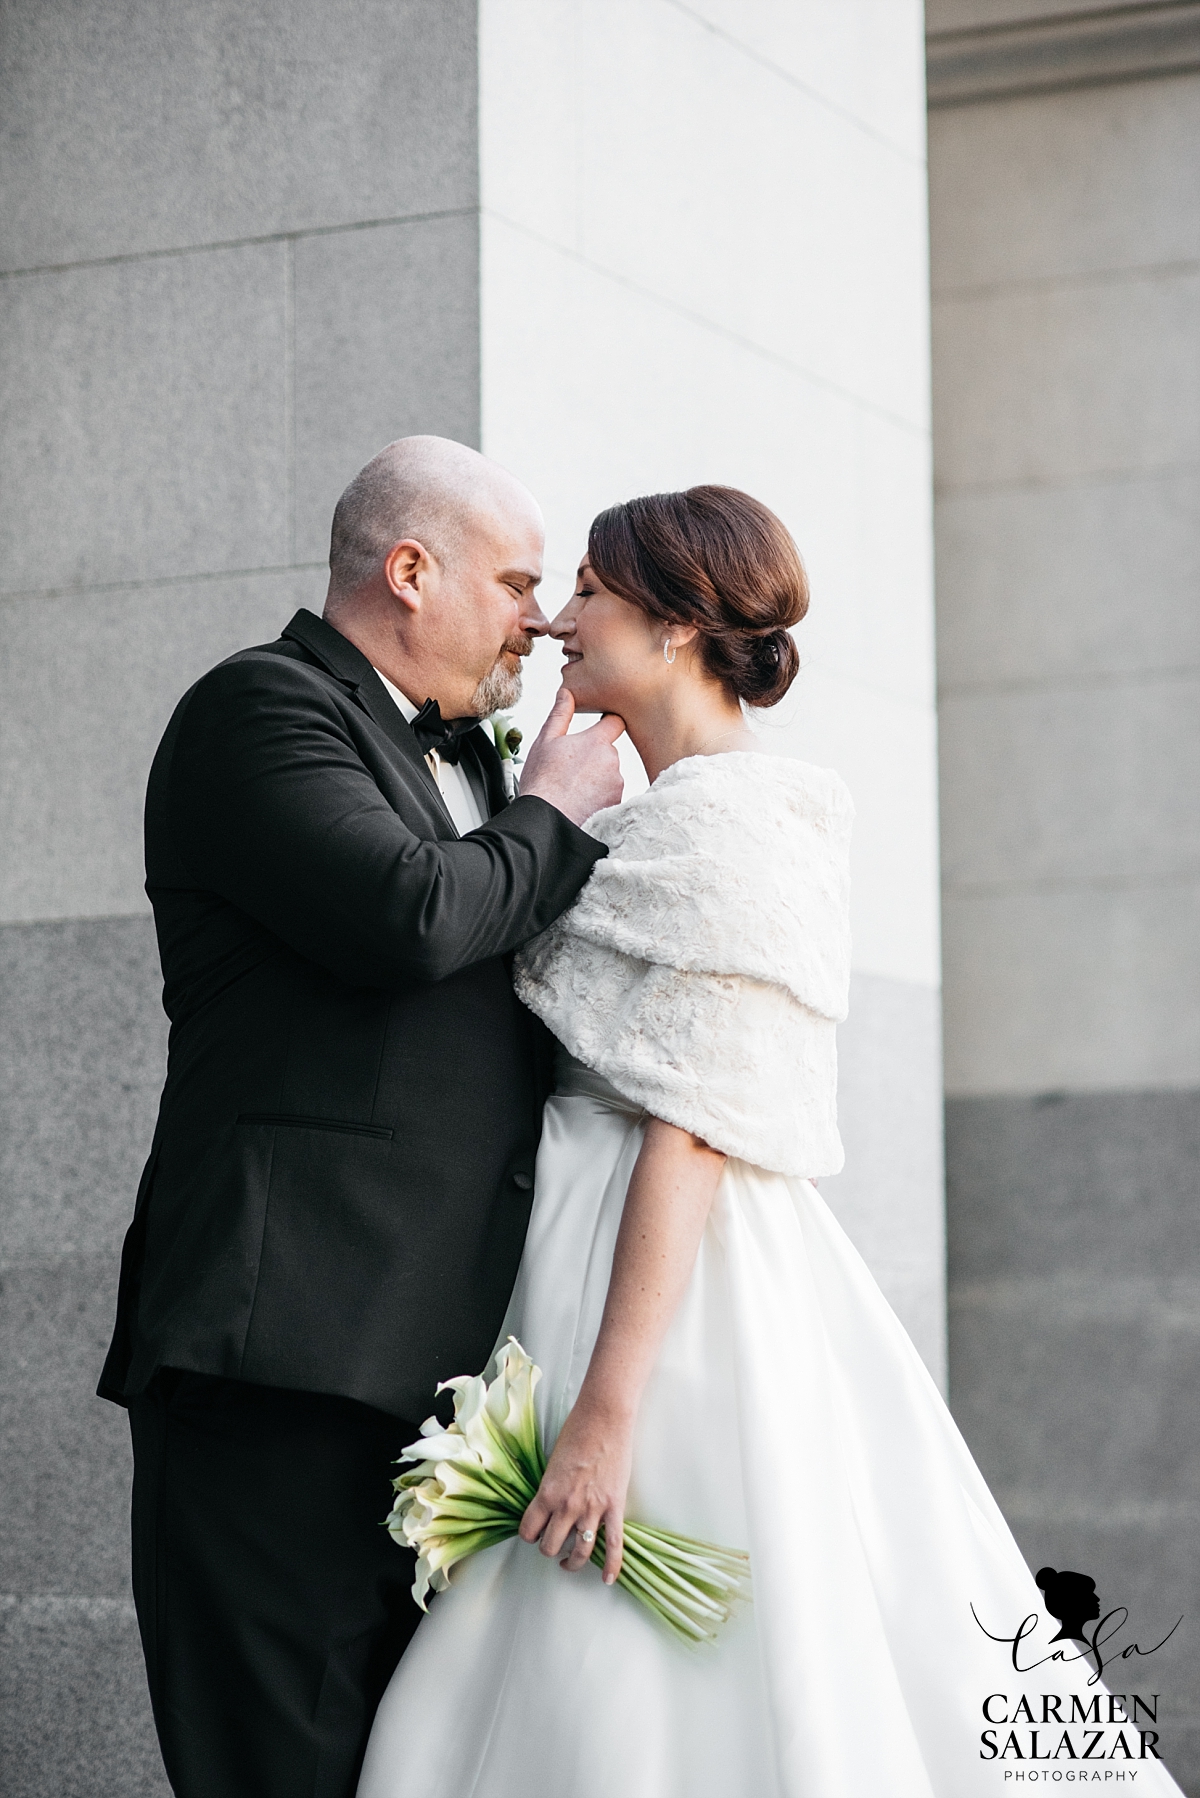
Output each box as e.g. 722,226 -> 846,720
490,713 -> 523,801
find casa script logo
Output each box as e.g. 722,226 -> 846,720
972,1566 -> 1182,1782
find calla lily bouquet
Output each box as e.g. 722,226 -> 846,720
385,1338 -> 751,1645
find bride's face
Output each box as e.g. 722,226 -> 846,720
549,558 -> 667,714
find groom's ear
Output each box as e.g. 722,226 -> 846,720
383,539 -> 430,612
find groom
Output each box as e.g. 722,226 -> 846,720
99,436 -> 622,1798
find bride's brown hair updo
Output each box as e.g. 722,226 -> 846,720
587,485 -> 808,708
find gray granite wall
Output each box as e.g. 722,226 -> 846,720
0,5 -> 479,1792
928,3 -> 1200,1788
946,1089 -> 1200,1782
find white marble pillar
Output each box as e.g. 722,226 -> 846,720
482,0 -> 946,1379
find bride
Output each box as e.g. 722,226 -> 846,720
358,486 -> 1182,1796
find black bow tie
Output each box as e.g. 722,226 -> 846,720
410,699 -> 482,766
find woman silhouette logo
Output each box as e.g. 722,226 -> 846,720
1036,1566 -> 1101,1643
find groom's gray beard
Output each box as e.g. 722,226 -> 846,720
470,632 -> 532,716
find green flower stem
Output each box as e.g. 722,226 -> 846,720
416,1513 -> 515,1539
625,1533 -> 750,1595
622,1557 -> 725,1624
610,1558 -> 714,1641
414,1495 -> 517,1524
422,1526 -> 514,1561
630,1526 -> 748,1573
591,1531 -> 732,1635
606,1525 -> 745,1594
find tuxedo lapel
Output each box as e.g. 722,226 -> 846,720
280,609 -> 456,833
461,730 -> 510,820
460,740 -> 490,822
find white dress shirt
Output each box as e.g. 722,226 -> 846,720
372,669 -> 486,836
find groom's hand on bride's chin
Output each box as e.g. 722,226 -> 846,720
517,686 -> 624,826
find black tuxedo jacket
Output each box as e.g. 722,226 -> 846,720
99,609 -> 605,1420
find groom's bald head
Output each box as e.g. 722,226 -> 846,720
326,436 -> 541,608
321,436 -> 547,719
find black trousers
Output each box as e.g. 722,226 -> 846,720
128,1371 -> 423,1798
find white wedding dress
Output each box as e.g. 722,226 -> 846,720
358,754 -> 1183,1798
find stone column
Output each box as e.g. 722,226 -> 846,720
482,0 -> 947,1382
0,4 -> 941,1790
928,2 -> 1200,1787
0,6 -> 478,1790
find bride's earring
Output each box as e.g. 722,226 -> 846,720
663,639 -> 676,665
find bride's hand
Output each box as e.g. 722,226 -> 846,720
519,1396 -> 632,1585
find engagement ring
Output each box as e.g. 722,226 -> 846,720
580,1529 -> 595,1543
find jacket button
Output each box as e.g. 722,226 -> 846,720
511,1172 -> 533,1191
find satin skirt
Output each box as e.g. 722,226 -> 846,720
358,1061 -> 1183,1797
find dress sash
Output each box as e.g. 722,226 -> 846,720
554,1049 -> 646,1121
